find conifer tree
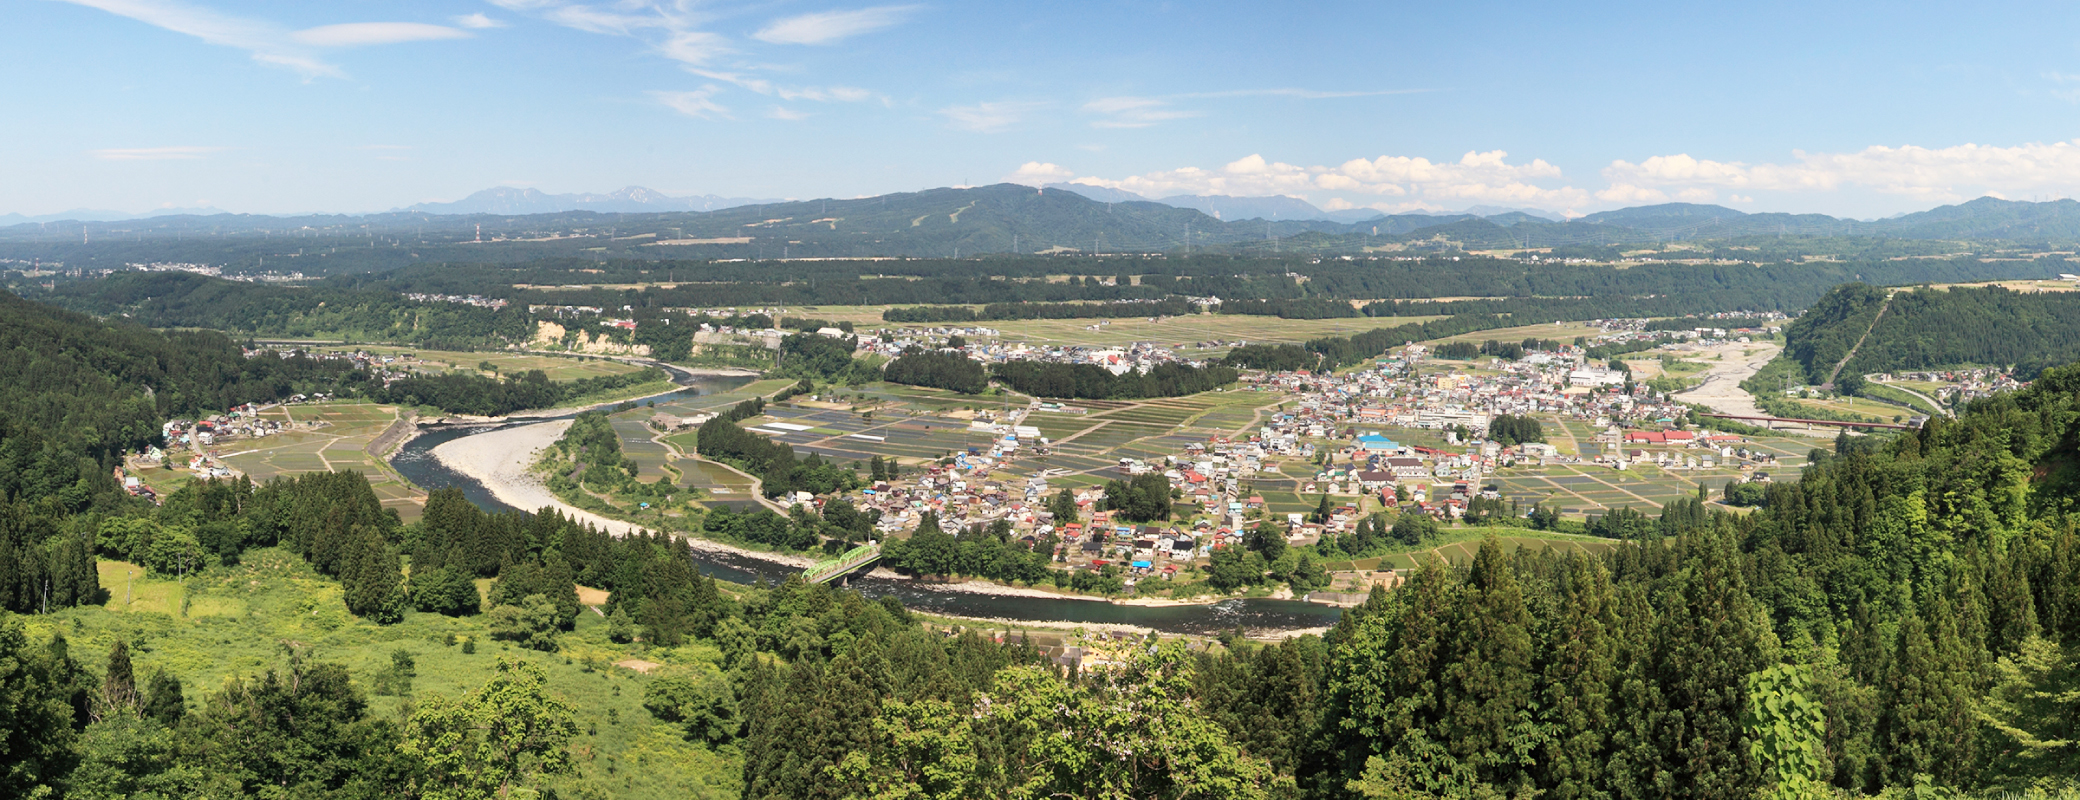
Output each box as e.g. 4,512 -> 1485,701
99,639 -> 136,720
1441,537 -> 1537,790
1538,554 -> 1618,799
1651,524 -> 1768,799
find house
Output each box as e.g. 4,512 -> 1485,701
1385,457 -> 1429,480
1356,434 -> 1399,452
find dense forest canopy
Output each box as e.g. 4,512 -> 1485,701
1786,282 -> 2080,382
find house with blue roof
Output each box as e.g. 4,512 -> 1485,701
1357,434 -> 1399,452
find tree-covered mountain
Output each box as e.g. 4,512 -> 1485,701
1785,282 -> 2080,381
17,187 -> 2080,275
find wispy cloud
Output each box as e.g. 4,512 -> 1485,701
58,0 -> 339,77
1014,151 -> 1585,212
56,0 -> 473,78
690,69 -> 880,104
753,5 -> 920,45
767,106 -> 810,121
452,13 -> 506,29
290,23 -> 471,47
90,146 -> 226,161
1180,88 -> 1432,100
1080,87 -> 1427,128
652,87 -> 732,119
491,1 -> 910,117
1600,140 -> 2080,204
939,101 -> 1047,133
1081,96 -> 1201,129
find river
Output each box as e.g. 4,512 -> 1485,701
386,369 -> 1344,636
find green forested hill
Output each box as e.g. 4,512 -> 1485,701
1785,283 -> 2080,381
19,189 -> 2080,274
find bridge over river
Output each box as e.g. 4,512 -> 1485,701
804,543 -> 882,584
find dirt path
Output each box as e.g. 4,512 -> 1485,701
1825,291 -> 1895,387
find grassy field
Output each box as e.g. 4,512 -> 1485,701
1779,394 -> 1918,423
33,550 -> 740,799
1316,526 -> 1625,573
214,400 -> 425,521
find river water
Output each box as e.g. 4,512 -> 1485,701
387,370 -> 1344,635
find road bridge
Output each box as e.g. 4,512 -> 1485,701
804,543 -> 882,584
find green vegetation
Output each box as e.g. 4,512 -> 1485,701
375,367 -> 667,417
1787,282 -> 2080,381
693,398 -> 862,500
879,347 -> 988,394
991,360 -> 1238,399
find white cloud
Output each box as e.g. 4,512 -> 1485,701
652,87 -> 731,119
492,1 -> 900,117
90,146 -> 225,160
1076,88 -> 1422,129
1019,151 -> 1588,210
939,101 -> 1047,133
452,13 -> 506,29
57,0 -> 477,77
57,0 -> 339,77
1007,162 -> 1076,184
290,22 -> 471,47
692,69 -> 880,103
767,106 -> 810,121
754,5 -> 920,45
1602,141 -> 2080,202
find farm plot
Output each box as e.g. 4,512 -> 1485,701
217,401 -> 424,520
308,344 -> 647,382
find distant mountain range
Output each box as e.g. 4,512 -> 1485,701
396,186 -> 775,215
17,184 -> 2080,270
0,206 -> 229,225
1039,184 -> 1567,224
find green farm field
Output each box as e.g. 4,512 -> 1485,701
216,400 -> 425,521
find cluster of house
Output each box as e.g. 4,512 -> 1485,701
122,261 -> 221,276
1873,368 -> 2022,406
1247,343 -> 1694,442
113,466 -> 158,502
866,325 -> 1004,347
1594,427 -> 1770,471
158,405 -> 284,451
404,292 -> 508,310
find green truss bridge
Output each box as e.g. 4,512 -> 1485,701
803,543 -> 882,585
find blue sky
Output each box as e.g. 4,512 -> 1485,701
9,0 -> 2080,219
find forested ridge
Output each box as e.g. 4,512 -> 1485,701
21,188 -> 2080,269
1787,282 -> 2080,381
38,250 -> 2066,339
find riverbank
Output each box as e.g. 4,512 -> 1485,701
415,412 -> 1344,634
426,419 -> 820,569
508,364 -> 760,420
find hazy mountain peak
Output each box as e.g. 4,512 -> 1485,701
397,186 -> 775,215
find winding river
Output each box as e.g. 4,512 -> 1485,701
387,369 -> 1343,635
